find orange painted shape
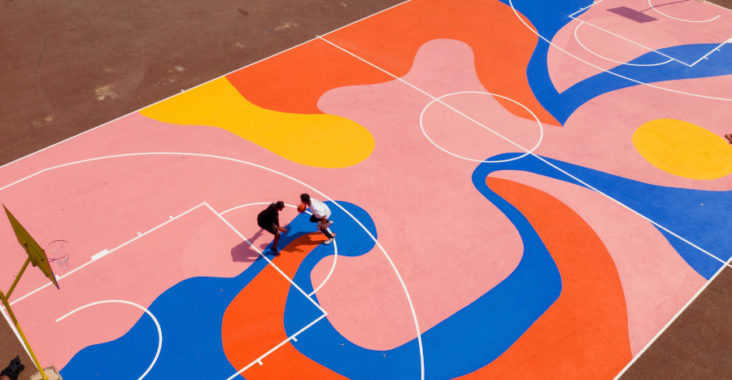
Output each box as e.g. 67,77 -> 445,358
327,0 -> 560,126
221,233 -> 344,379
226,39 -> 392,114
460,177 -> 631,379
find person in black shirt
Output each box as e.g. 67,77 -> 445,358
257,201 -> 287,255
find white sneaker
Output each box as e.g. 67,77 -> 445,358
323,238 -> 334,245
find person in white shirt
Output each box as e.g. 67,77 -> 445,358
299,193 -> 335,244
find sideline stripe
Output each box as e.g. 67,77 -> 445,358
0,0 -> 414,170
613,258 -> 732,379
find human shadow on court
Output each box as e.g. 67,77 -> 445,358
230,229 -> 265,262
230,229 -> 318,263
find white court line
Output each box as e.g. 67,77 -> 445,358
570,16 -> 692,66
512,0 -> 732,103
567,0 -> 728,67
223,201 -> 341,296
419,91 -> 544,163
0,152 -> 425,380
8,202 -> 208,306
56,299 -> 163,380
225,313 -> 329,380
221,202 -> 303,216
0,0 -> 414,171
613,256 -> 732,379
317,36 -> 732,271
569,1 -> 599,19
573,21 -> 673,67
0,305 -> 33,360
688,39 -> 730,66
310,239 -> 338,296
204,202 -> 327,314
0,152 -> 424,378
648,0 -> 720,23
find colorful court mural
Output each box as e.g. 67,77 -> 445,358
1,0 -> 731,378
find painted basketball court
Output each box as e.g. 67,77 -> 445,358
1,0 -> 731,378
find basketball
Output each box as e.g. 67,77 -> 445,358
297,203 -> 306,213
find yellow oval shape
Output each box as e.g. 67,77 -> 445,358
633,119 -> 732,180
140,78 -> 374,168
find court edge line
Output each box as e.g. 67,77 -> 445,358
317,36 -> 731,269
55,299 -> 162,380
0,0 -> 414,170
570,0 -> 725,66
648,0 -> 720,23
573,22 -> 673,67
0,306 -> 33,361
613,257 -> 732,379
549,1 -> 732,98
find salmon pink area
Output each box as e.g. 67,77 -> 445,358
460,176 -> 632,378
3,206 -> 245,368
221,233 -> 344,379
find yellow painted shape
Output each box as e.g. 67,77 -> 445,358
139,78 -> 374,168
633,119 -> 732,180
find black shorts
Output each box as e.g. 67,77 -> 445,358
257,218 -> 278,235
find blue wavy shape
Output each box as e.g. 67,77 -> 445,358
59,211 -> 322,379
481,153 -> 731,278
61,197 -> 563,379
501,0 -> 732,123
285,181 -> 561,378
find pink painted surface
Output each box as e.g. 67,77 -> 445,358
491,170 -> 706,354
5,207 -> 244,367
311,39 -> 527,349
546,77 -> 732,191
315,38 -> 729,348
0,39 -> 527,353
548,0 -> 732,91
0,34 -> 725,364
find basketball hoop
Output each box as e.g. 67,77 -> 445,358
45,240 -> 70,271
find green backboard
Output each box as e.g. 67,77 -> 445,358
3,205 -> 59,289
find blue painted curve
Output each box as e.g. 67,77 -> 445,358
501,0 -> 732,123
285,178 -> 562,378
477,152 -> 731,278
60,210 -> 322,379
